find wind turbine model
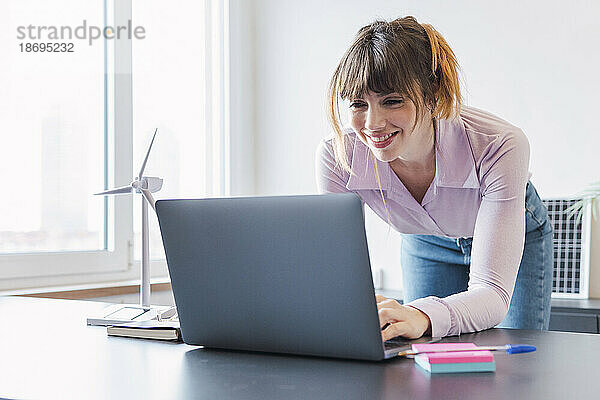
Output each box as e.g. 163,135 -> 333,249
87,129 -> 174,326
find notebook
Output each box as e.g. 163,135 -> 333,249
107,320 -> 181,341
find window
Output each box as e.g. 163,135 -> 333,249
0,0 -> 127,287
131,0 -> 228,260
0,0 -> 229,290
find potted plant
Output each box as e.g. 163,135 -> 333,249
567,181 -> 600,222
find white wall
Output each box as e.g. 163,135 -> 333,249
241,0 -> 600,293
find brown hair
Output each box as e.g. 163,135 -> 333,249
327,16 -> 462,173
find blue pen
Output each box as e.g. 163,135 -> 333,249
397,344 -> 536,357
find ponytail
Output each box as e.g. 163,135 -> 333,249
420,23 -> 462,120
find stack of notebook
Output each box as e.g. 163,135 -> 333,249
412,343 -> 495,373
107,320 -> 181,342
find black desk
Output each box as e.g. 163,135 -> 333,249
1,296 -> 599,400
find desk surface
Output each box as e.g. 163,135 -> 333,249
2,296 -> 599,400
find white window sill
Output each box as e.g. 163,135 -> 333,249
0,276 -> 171,298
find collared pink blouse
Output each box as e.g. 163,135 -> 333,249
316,106 -> 531,338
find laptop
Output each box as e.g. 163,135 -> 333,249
155,193 -> 436,360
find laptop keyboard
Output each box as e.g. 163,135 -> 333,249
383,337 -> 412,351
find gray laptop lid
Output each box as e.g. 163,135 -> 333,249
156,193 -> 385,360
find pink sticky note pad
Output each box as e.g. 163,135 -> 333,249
411,342 -> 494,364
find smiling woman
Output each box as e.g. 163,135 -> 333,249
317,16 -> 554,340
327,17 -> 460,173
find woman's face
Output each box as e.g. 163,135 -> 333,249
348,91 -> 433,163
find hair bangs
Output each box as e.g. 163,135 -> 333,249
337,40 -> 414,101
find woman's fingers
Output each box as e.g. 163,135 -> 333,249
378,306 -> 404,328
381,321 -> 414,341
376,295 -> 399,310
376,295 -> 429,340
377,297 -> 405,326
377,302 -> 431,340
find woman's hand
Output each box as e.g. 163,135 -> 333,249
376,294 -> 431,341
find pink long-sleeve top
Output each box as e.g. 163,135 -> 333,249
316,106 -> 530,338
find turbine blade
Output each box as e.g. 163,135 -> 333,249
94,185 -> 132,195
138,128 -> 158,180
141,188 -> 156,211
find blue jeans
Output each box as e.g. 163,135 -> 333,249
400,182 -> 554,330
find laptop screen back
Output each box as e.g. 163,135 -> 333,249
156,193 -> 385,360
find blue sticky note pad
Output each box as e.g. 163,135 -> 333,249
415,356 -> 496,373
